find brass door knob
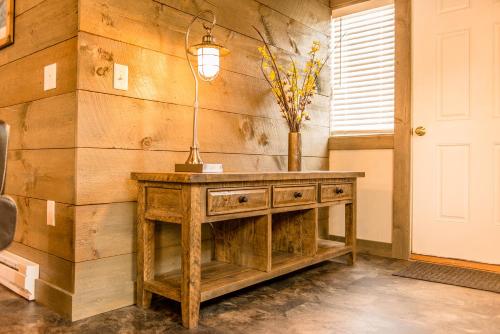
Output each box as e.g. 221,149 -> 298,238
414,126 -> 426,136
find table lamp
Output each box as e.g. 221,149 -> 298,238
175,10 -> 229,173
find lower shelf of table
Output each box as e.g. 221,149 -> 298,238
144,239 -> 352,303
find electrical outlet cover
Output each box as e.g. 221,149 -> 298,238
47,200 -> 55,226
114,63 -> 129,91
44,63 -> 57,91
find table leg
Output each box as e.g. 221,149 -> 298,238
137,185 -> 154,308
181,188 -> 202,329
345,181 -> 357,265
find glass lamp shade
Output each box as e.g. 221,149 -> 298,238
197,47 -> 220,81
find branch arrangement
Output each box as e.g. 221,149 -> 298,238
254,27 -> 328,132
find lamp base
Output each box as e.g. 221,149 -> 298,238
175,163 -> 223,173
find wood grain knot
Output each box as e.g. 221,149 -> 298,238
239,119 -> 255,140
141,137 -> 153,149
258,133 -> 269,146
98,48 -> 114,62
101,13 -> 114,27
95,67 -> 110,77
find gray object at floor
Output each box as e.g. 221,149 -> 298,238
394,261 -> 500,293
0,120 -> 16,251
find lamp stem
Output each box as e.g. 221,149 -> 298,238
184,10 -> 216,165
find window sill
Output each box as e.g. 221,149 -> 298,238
328,134 -> 394,150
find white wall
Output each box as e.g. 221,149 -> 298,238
329,149 -> 393,243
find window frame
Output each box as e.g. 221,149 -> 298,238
332,0 -> 395,18
329,0 -> 396,148
328,0 -> 413,260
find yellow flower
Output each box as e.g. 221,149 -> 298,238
257,34 -> 327,130
269,70 -> 276,81
258,46 -> 270,59
309,41 -> 321,54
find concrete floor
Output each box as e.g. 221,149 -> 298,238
0,254 -> 499,334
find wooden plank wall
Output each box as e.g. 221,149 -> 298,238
1,0 -> 333,321
72,0 -> 332,320
0,0 -> 78,317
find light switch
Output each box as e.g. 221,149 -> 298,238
47,200 -> 55,226
44,63 -> 57,91
114,63 -> 129,91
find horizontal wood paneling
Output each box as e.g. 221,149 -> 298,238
6,149 -> 75,204
74,202 -> 136,262
13,196 -> 75,261
77,91 -> 328,157
68,0 -> 332,320
7,199 -> 214,264
0,0 -> 78,67
16,0 -> 46,15
155,0 -> 329,57
75,148 -> 184,205
74,201 -> 213,262
0,0 -> 79,317
75,148 -> 327,205
74,254 -> 135,293
78,0 -> 331,96
74,240 -> 214,292
71,241 -> 213,320
0,93 -> 76,150
256,0 -> 332,33
77,33 -> 329,124
0,37 -> 77,108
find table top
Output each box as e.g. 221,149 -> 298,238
131,171 -> 365,184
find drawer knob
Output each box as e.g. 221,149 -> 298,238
293,191 -> 303,198
335,187 -> 344,194
238,195 -> 249,203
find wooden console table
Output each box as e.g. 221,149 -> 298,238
132,171 -> 364,328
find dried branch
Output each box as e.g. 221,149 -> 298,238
254,27 -> 328,133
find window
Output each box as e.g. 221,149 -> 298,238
330,3 -> 395,136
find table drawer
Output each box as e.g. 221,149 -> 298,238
145,187 -> 183,223
207,187 -> 270,216
272,185 -> 317,207
320,183 -> 353,202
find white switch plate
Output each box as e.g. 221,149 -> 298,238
47,200 -> 56,226
44,63 -> 57,91
114,63 -> 129,91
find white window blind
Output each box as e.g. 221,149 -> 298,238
331,4 -> 395,135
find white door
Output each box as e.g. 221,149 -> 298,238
412,0 -> 500,264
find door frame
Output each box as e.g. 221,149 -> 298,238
392,0 -> 412,259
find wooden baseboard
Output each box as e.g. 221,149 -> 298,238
35,279 -> 73,319
410,254 -> 500,273
328,236 -> 392,258
72,281 -> 135,321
